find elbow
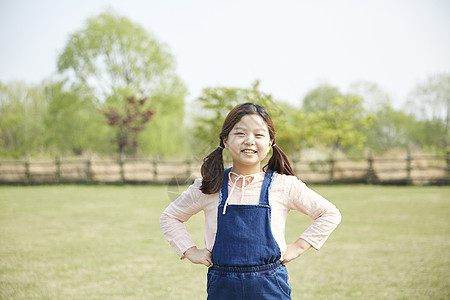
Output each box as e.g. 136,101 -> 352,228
331,206 -> 342,227
336,208 -> 342,226
323,206 -> 342,228
159,211 -> 169,229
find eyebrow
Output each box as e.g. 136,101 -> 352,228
233,127 -> 267,131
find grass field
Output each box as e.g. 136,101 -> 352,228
0,185 -> 449,299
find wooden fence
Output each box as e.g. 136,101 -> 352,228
0,154 -> 449,185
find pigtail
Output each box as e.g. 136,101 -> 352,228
200,143 -> 225,194
264,143 -> 295,176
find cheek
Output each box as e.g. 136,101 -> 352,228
259,139 -> 271,151
225,136 -> 235,145
225,137 -> 239,150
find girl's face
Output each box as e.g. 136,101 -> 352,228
224,114 -> 273,175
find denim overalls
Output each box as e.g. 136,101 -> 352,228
207,168 -> 292,299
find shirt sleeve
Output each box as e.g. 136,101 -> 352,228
159,178 -> 204,258
286,176 -> 342,250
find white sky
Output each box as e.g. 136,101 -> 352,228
0,0 -> 449,109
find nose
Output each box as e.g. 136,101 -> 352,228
244,135 -> 255,145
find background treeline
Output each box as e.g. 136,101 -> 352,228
0,11 -> 449,160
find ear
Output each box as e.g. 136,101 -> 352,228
223,137 -> 229,149
269,139 -> 274,148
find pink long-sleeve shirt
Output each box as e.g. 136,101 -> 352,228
160,171 -> 341,259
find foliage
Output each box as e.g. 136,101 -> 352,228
302,84 -> 342,113
272,102 -> 312,158
136,78 -> 188,157
348,81 -> 391,112
57,10 -> 175,100
0,81 -> 47,158
364,105 -> 417,154
410,119 -> 448,154
1,7 -> 448,160
348,82 -> 419,155
43,81 -> 109,156
301,84 -> 373,156
406,73 -> 450,152
101,95 -> 155,156
57,10 -> 188,157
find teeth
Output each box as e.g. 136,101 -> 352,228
242,150 -> 256,153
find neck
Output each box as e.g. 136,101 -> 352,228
231,165 -> 262,176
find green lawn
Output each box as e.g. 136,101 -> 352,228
0,185 -> 449,299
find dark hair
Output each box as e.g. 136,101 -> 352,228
200,102 -> 295,194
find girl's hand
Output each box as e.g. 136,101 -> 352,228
281,238 -> 312,265
184,246 -> 213,267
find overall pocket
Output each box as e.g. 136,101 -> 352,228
274,266 -> 292,297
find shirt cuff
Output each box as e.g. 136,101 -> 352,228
299,234 -> 321,251
174,240 -> 197,259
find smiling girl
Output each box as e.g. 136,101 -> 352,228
160,102 -> 341,299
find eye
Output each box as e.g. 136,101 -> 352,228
235,132 -> 245,136
255,134 -> 265,138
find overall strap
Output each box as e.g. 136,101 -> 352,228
218,168 -> 276,206
218,167 -> 232,206
259,170 -> 276,206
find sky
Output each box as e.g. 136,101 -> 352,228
0,0 -> 449,109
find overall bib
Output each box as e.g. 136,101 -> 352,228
207,168 -> 292,299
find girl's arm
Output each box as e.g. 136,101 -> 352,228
287,176 -> 342,251
282,238 -> 311,265
160,179 -> 204,259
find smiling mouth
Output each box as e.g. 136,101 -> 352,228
242,149 -> 257,154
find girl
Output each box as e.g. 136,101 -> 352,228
160,103 -> 341,299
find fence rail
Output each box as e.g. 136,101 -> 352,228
0,154 -> 449,185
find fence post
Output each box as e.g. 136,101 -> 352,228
25,155 -> 30,183
366,153 -> 375,184
153,155 -> 158,182
55,156 -> 61,183
406,153 -> 412,185
119,154 -> 125,183
86,157 -> 92,182
328,157 -> 335,184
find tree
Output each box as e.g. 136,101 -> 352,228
406,73 -> 450,152
364,105 -> 417,154
312,96 -> 372,156
348,81 -> 392,113
43,81 -> 109,155
271,102 -> 311,158
57,11 -> 177,100
301,84 -> 373,156
302,84 -> 342,113
57,11 -> 187,157
101,96 -> 154,156
0,81 -> 47,158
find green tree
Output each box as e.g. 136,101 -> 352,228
348,81 -> 392,112
302,84 -> 372,156
406,73 -> 450,152
302,84 -> 342,113
57,11 -> 187,157
137,79 -> 187,158
364,105 -> 417,154
272,102 -> 311,158
43,81 -> 109,156
0,81 -> 47,158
